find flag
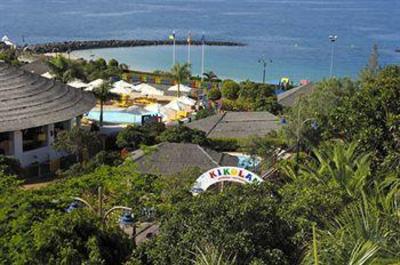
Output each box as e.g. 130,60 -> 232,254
187,31 -> 192,44
169,31 -> 176,40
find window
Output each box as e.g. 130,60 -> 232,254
54,120 -> 71,138
0,132 -> 12,155
22,126 -> 48,152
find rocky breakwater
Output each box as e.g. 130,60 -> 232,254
26,39 -> 246,53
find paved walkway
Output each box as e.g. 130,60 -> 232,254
135,223 -> 160,245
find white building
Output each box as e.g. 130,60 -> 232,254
0,62 -> 96,174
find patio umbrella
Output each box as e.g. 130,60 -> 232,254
168,84 -> 192,93
136,83 -> 164,96
67,79 -> 89,89
85,79 -> 105,91
177,96 -> 196,106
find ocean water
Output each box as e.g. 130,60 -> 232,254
1,0 -> 399,82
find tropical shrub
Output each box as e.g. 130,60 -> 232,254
157,126 -> 209,146
208,87 -> 222,101
0,155 -> 21,176
195,108 -> 215,120
133,183 -> 299,265
221,79 -> 240,100
116,122 -> 166,150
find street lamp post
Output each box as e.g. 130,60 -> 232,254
329,34 -> 338,78
119,211 -> 137,247
201,33 -> 206,82
292,98 -> 318,172
295,118 -> 317,171
258,58 -> 271,84
67,186 -> 133,226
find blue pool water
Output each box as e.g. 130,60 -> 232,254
237,155 -> 261,170
87,110 -> 153,124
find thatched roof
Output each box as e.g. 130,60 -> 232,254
0,62 -> 96,133
187,111 -> 281,139
277,83 -> 315,107
20,60 -> 51,75
131,142 -> 238,176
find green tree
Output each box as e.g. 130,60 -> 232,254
326,66 -> 400,162
0,155 -> 21,176
207,87 -> 222,101
283,141 -> 371,199
116,122 -> 166,151
283,77 -> 356,151
195,108 -> 215,120
93,80 -> 113,127
192,245 -> 236,265
157,126 -> 209,146
203,71 -> 218,82
0,48 -> 20,65
48,55 -> 85,83
171,63 -> 191,97
108,59 -> 119,68
221,79 -> 240,100
31,212 -> 131,265
53,127 -> 101,163
302,195 -> 400,265
276,141 -> 372,249
57,151 -> 123,178
134,183 -> 298,265
219,80 -> 281,113
116,125 -> 146,150
140,121 -> 166,144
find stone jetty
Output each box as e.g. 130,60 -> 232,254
25,39 -> 246,53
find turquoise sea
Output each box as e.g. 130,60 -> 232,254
1,0 -> 399,82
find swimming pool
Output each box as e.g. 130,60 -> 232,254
86,110 -> 157,124
226,152 -> 261,170
237,155 -> 261,170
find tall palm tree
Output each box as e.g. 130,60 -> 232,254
191,245 -> 236,265
302,196 -> 400,265
48,55 -> 84,83
283,141 -> 371,198
171,63 -> 191,97
203,71 -> 218,82
93,81 -> 113,127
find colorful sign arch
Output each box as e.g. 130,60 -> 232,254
191,167 -> 263,195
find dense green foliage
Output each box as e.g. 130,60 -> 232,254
134,183 -> 298,265
0,48 -> 20,65
116,122 -> 166,150
220,80 -> 281,114
48,55 -> 127,83
203,71 -> 219,82
282,65 -> 400,170
0,155 -> 21,176
207,87 -> 222,101
195,108 -> 215,120
0,161 -> 202,264
53,127 -> 101,163
242,65 -> 400,264
157,126 -> 209,146
221,79 -> 241,100
57,151 -> 123,178
0,172 -> 131,264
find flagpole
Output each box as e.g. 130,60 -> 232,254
172,31 -> 176,66
201,33 -> 205,81
187,31 -> 191,64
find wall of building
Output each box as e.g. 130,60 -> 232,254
11,120 -> 74,168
